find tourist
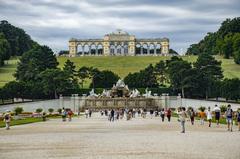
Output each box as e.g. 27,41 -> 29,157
166,108 -> 172,122
3,110 -> 11,130
189,108 -> 195,125
68,109 -> 73,121
100,110 -> 104,116
199,109 -> 205,125
160,109 -> 165,122
213,105 -> 221,125
89,109 -> 92,118
110,109 -> 115,122
62,107 -> 67,122
104,109 -> 108,116
236,108 -> 240,131
137,109 -> 141,117
42,112 -> 47,121
206,107 -> 212,127
177,107 -> 187,133
142,108 -> 147,118
85,108 -> 89,118
132,108 -> 136,118
150,109 -> 154,119
225,104 -> 233,131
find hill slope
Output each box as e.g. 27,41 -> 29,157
0,56 -> 240,87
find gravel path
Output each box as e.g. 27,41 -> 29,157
0,114 -> 240,159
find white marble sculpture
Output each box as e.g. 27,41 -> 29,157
130,89 -> 140,98
143,88 -> 152,98
101,89 -> 111,97
89,89 -> 98,98
116,79 -> 125,88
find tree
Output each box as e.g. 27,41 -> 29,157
36,108 -> 43,113
194,53 -> 223,99
154,61 -> 167,86
167,57 -> 192,98
63,59 -> 76,79
221,78 -> 240,101
39,69 -> 78,99
90,70 -> 119,88
48,108 -> 54,114
124,64 -> 158,88
15,45 -> 58,81
77,66 -> 90,88
0,20 -> 36,56
14,107 -> 24,115
2,81 -> 27,102
0,33 -> 10,66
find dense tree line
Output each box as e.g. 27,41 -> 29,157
124,54 -> 240,100
186,17 -> 240,64
0,20 -> 37,66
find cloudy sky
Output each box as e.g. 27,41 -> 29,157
0,0 -> 239,54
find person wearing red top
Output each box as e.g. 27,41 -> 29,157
166,108 -> 172,122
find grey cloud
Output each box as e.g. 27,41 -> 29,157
0,0 -> 239,54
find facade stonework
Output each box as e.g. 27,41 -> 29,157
69,30 -> 169,57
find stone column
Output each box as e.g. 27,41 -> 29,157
96,46 -> 98,55
121,46 -> 124,55
154,45 -> 157,55
147,45 -> 150,55
82,46 -> 84,56
114,45 -> 117,55
140,46 -> 143,55
89,46 -> 91,55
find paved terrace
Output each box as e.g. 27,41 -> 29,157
0,114 -> 240,159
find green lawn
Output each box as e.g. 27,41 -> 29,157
0,117 -> 43,128
1,55 -> 240,88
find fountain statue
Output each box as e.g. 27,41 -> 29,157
89,89 -> 98,98
101,89 -> 111,98
130,89 -> 140,98
116,79 -> 125,88
143,88 -> 152,98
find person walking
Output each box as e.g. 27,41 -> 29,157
85,108 -> 89,118
160,109 -> 165,122
213,105 -> 221,125
150,109 -> 154,119
3,110 -> 11,130
68,109 -> 73,122
110,109 -> 115,122
199,109 -> 206,125
206,107 -> 212,127
177,107 -> 187,133
236,108 -> 240,131
89,109 -> 92,118
225,104 -> 233,132
166,108 -> 172,122
189,108 -> 195,125
61,107 -> 67,122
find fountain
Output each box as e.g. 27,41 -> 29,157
83,79 -> 159,110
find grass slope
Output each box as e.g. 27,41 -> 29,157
0,56 -> 240,88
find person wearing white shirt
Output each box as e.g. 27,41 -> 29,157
206,107 -> 212,127
213,105 -> 221,125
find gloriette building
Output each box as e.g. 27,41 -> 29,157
69,30 -> 169,56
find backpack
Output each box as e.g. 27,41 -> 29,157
4,114 -> 9,120
237,112 -> 240,120
226,108 -> 233,118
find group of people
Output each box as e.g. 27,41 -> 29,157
177,104 -> 240,133
61,107 -> 74,122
